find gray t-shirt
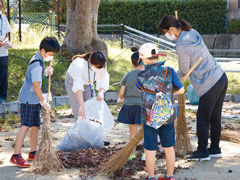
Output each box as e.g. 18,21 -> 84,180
18,52 -> 43,104
120,69 -> 143,106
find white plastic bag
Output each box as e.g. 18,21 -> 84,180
56,98 -> 114,151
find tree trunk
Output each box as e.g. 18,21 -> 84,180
62,0 -> 107,56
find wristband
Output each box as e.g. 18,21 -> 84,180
40,99 -> 46,106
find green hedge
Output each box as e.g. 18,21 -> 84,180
99,0 -> 227,34
227,19 -> 240,34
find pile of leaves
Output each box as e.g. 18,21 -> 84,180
57,144 -> 166,179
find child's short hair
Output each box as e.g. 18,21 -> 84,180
40,37 -> 60,53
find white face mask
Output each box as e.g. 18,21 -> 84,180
0,11 -> 2,15
43,53 -> 54,62
165,32 -> 177,41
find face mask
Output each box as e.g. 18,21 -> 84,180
91,66 -> 100,72
165,32 -> 177,41
43,53 -> 53,62
0,11 -> 2,15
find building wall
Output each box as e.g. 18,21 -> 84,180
228,0 -> 239,9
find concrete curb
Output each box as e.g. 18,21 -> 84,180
0,92 -> 238,113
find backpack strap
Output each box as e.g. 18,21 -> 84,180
136,66 -> 168,94
29,59 -> 43,66
159,66 -> 168,92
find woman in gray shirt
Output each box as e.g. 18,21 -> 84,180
158,15 -> 228,161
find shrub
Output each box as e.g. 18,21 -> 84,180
98,0 -> 227,34
227,19 -> 240,34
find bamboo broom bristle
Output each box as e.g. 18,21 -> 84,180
174,94 -> 192,157
100,125 -> 144,177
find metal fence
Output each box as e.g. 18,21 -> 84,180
11,12 -> 56,31
97,24 -> 240,73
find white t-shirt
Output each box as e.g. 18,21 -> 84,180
67,57 -> 109,93
0,14 -> 11,57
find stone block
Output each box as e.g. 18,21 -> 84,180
214,34 -> 233,56
224,94 -> 233,102
104,92 -> 119,102
55,96 -> 70,106
5,101 -> 20,112
228,35 -> 240,56
233,94 -> 240,102
0,104 -> 6,114
202,35 -> 216,49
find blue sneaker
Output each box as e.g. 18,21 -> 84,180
185,150 -> 211,161
208,148 -> 222,158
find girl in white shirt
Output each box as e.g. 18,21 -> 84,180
65,51 -> 109,121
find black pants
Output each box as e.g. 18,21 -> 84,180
197,73 -> 228,152
0,56 -> 9,100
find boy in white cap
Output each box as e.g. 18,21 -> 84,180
136,43 -> 184,180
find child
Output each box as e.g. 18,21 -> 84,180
10,37 -> 60,167
117,47 -> 143,160
137,43 -> 184,180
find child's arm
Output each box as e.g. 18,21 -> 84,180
117,86 -> 125,103
175,87 -> 184,94
33,81 -> 51,112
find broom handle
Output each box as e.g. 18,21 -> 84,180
47,61 -> 52,104
175,11 -> 178,19
181,57 -> 202,83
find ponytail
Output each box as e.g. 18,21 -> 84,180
177,19 -> 192,31
158,15 -> 192,34
131,47 -> 142,67
72,52 -> 91,61
72,51 -> 106,68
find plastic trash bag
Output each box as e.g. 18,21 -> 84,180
187,84 -> 199,105
56,98 -> 114,151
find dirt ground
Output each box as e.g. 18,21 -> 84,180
1,102 -> 240,180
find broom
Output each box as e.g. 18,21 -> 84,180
175,56 -> 202,157
100,57 -> 202,177
30,61 -> 64,175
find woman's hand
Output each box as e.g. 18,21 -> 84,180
97,88 -> 105,101
78,105 -> 86,120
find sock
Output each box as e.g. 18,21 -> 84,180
166,175 -> 174,178
30,151 -> 37,155
148,177 -> 156,180
13,154 -> 20,157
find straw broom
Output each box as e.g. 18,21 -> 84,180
30,61 -> 64,175
175,56 -> 202,157
100,56 -> 202,177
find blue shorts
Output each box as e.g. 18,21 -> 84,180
20,103 -> 41,128
175,104 -> 178,117
143,122 -> 175,150
117,104 -> 142,125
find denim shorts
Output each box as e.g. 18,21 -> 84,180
143,122 -> 175,150
20,103 -> 41,128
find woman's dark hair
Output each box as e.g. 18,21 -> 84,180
72,51 -> 106,69
40,36 -> 60,53
131,47 -> 142,66
158,15 -> 192,34
0,0 -> 4,6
